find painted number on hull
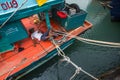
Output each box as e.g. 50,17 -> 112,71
0,0 -> 18,10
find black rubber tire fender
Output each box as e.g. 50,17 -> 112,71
69,3 -> 81,13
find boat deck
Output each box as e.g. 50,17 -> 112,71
0,17 -> 92,80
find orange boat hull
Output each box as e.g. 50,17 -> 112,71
0,19 -> 92,80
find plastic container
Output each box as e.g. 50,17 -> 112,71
53,9 -> 87,31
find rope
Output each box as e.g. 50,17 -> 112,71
51,37 -> 66,56
79,40 -> 120,48
55,31 -> 120,48
64,56 -> 98,80
70,68 -> 81,80
51,38 -> 99,80
68,33 -> 120,48
50,30 -> 120,80
0,0 -> 28,29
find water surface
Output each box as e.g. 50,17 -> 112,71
20,0 -> 120,80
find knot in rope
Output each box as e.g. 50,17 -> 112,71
63,56 -> 70,62
51,38 -> 99,80
76,67 -> 81,74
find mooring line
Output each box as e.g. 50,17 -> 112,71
51,38 -> 99,80
55,31 -> 120,48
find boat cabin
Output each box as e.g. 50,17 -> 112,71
0,0 -> 65,53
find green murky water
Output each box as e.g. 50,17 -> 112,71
19,0 -> 120,80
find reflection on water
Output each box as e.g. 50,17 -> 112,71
19,0 -> 120,80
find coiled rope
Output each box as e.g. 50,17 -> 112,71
51,38 -> 99,80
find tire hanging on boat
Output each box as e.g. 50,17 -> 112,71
69,3 -> 81,13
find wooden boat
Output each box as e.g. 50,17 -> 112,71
0,0 -> 92,79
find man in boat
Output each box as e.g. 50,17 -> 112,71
29,23 -> 55,46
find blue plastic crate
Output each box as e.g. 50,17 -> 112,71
53,10 -> 87,31
61,10 -> 87,31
